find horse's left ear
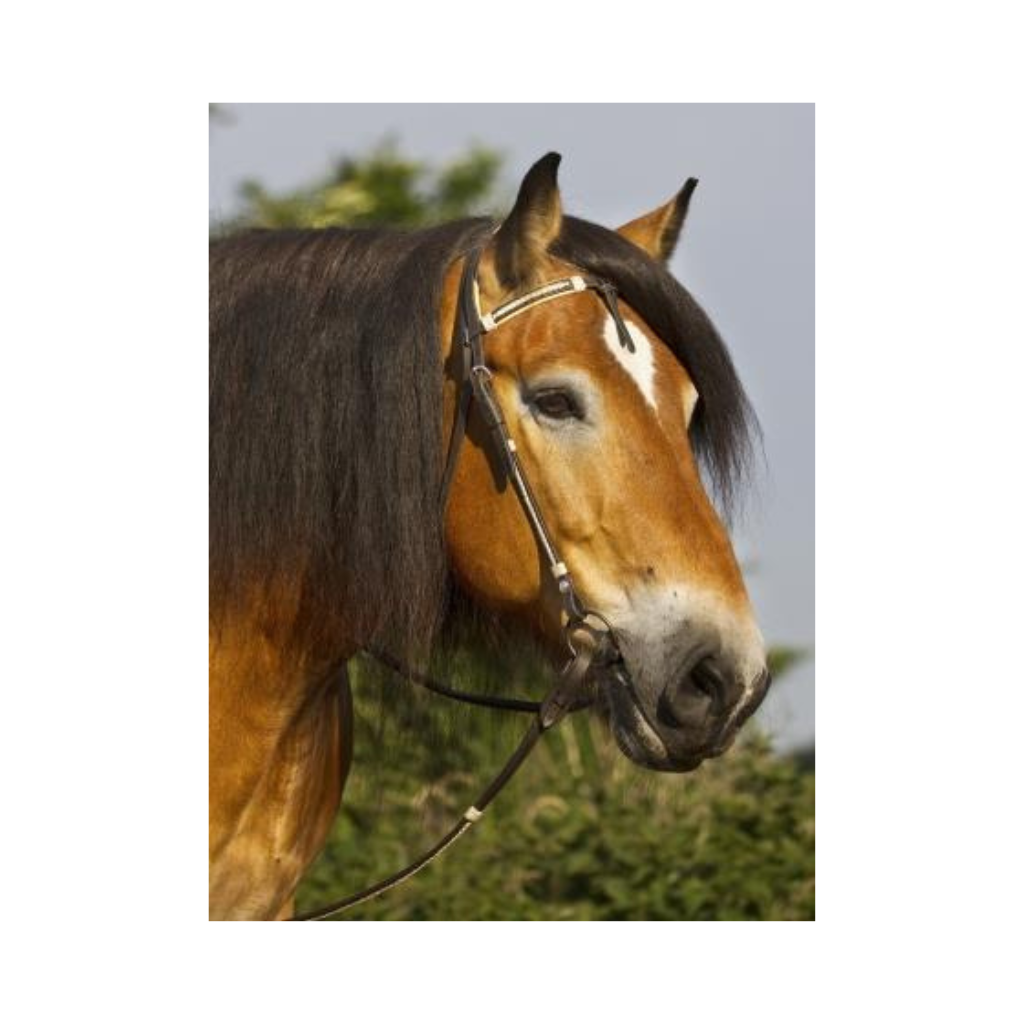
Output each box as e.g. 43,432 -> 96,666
492,152 -> 563,288
617,178 -> 698,262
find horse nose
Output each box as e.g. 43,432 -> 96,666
658,655 -> 745,730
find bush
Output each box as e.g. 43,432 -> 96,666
296,655 -> 814,920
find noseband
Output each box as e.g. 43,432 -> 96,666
294,246 -> 633,920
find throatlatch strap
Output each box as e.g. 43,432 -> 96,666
365,647 -> 541,714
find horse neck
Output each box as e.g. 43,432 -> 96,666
209,579 -> 356,717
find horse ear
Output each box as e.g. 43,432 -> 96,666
617,178 -> 698,262
492,152 -> 563,287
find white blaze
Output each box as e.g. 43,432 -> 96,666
682,381 -> 699,425
602,315 -> 658,410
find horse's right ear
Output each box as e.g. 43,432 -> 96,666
492,152 -> 563,288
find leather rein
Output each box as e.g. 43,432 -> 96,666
293,247 -> 636,921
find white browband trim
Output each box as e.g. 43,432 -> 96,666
479,275 -> 590,334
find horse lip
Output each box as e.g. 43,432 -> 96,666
597,662 -> 671,764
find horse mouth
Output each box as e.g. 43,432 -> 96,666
596,663 -> 724,773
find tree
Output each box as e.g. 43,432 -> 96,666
233,139 -> 503,230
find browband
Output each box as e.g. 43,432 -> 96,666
479,275 -> 588,332
475,268 -> 635,352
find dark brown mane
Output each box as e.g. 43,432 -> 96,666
210,220 -> 492,659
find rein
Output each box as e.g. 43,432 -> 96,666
293,247 -> 634,921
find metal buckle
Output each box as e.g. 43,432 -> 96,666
562,610 -> 617,661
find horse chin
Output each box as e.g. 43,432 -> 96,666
597,664 -> 711,774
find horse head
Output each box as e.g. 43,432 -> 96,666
443,154 -> 770,772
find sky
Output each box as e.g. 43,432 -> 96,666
209,103 -> 815,750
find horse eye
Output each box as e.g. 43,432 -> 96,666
532,389 -> 581,420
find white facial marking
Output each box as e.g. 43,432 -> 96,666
602,315 -> 658,410
682,381 -> 699,426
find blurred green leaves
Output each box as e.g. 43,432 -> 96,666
767,644 -> 808,679
235,139 -> 503,229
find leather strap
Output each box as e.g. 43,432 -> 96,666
293,717 -> 546,920
439,247 -> 484,512
364,646 -> 541,714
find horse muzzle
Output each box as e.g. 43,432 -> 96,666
600,661 -> 772,772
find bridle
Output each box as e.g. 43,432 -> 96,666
293,246 -> 638,921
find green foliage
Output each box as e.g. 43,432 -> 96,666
296,652 -> 814,921
767,644 -> 808,679
235,140 -> 503,229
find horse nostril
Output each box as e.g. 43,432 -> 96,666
690,657 -> 729,713
657,657 -> 743,731
658,657 -> 724,730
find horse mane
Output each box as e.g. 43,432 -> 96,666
209,220 -> 492,658
209,215 -> 755,662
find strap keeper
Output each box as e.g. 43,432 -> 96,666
569,275 -> 587,292
551,561 -> 569,579
463,806 -> 484,823
479,312 -> 497,332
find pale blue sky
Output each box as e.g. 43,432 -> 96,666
209,103 -> 814,750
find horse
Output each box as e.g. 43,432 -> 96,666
209,152 -> 771,921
